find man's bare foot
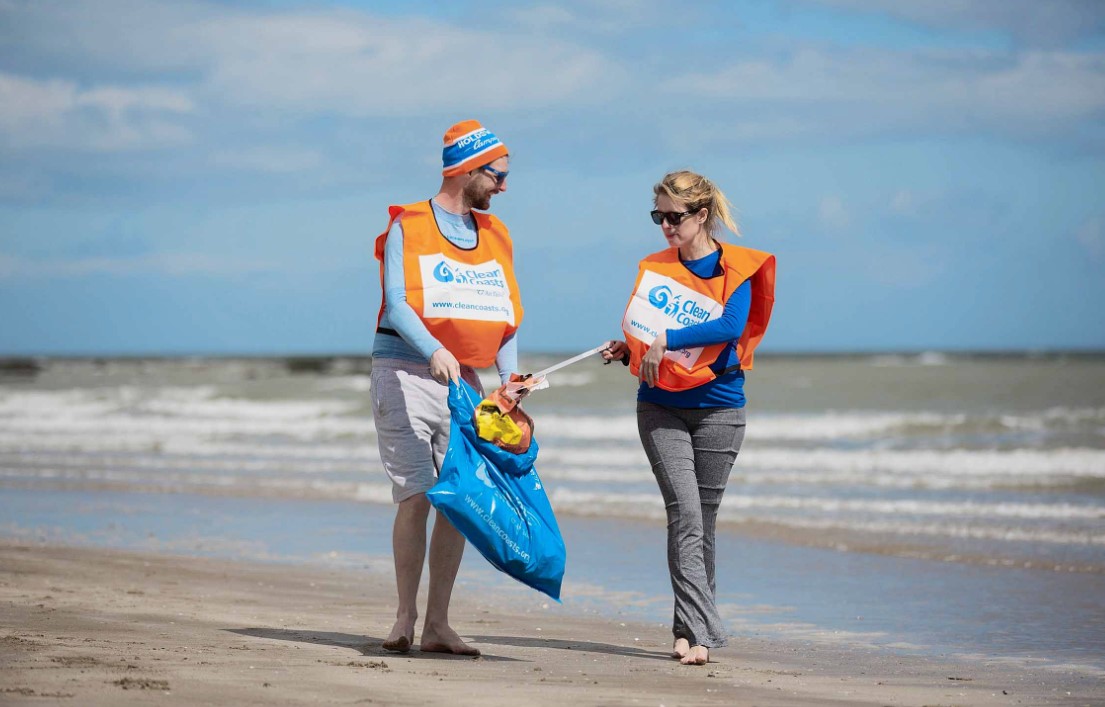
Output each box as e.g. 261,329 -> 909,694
420,623 -> 480,656
382,618 -> 415,653
679,645 -> 709,665
382,635 -> 410,653
672,638 -> 690,659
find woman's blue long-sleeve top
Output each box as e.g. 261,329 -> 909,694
636,248 -> 752,409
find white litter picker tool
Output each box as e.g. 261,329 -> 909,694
500,343 -> 610,403
475,343 -> 611,452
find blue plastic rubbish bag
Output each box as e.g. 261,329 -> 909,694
427,379 -> 565,601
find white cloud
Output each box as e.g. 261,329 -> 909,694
889,190 -> 915,216
507,0 -> 674,34
797,0 -> 1105,47
1075,215 -> 1104,261
194,13 -> 621,117
210,147 -> 325,174
666,47 -> 1105,143
1,1 -> 624,120
508,4 -> 578,29
0,0 -> 214,73
0,72 -> 193,151
1,0 -> 1102,175
818,196 -> 851,229
684,117 -> 821,144
0,170 -> 51,201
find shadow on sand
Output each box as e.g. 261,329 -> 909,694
226,628 -> 669,662
225,628 -> 522,662
466,634 -> 670,662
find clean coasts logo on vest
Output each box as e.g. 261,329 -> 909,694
432,261 -> 456,283
646,285 -> 715,327
419,254 -> 515,325
623,270 -> 722,369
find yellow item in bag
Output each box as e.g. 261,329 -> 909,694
472,373 -> 536,454
475,402 -> 524,447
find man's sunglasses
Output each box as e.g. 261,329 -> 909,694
650,209 -> 694,226
482,165 -> 509,186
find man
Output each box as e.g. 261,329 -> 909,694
369,120 -> 521,655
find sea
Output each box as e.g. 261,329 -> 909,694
2,353 -> 1103,676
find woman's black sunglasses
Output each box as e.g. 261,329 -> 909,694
650,209 -> 694,226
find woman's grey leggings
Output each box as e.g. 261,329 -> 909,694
637,401 -> 747,648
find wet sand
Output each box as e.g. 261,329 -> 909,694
2,540 -> 1101,706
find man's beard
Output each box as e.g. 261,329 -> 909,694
463,182 -> 492,211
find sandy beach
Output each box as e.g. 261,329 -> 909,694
3,357 -> 1105,704
2,539 -> 1101,707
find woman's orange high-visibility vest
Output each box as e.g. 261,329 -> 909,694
374,201 -> 524,368
621,242 -> 775,392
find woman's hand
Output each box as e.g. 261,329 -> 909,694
600,340 -> 629,364
429,347 -> 461,385
639,332 -> 667,388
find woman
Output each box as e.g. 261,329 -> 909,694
603,170 -> 775,665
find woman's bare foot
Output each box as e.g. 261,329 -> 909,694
420,623 -> 480,656
382,617 -> 415,653
679,645 -> 709,665
671,637 -> 690,659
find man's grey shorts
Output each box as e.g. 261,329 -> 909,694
370,357 -> 483,503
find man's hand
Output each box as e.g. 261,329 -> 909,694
429,348 -> 461,385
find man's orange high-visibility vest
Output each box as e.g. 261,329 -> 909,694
375,201 -> 524,368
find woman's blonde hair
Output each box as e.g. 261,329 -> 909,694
653,170 -> 740,238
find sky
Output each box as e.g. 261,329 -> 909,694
1,0 -> 1104,356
